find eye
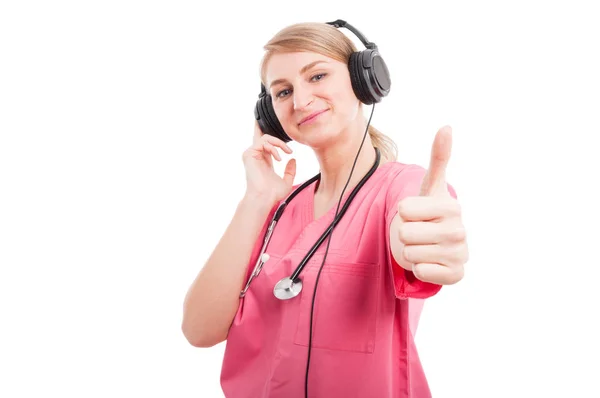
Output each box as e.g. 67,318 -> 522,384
311,73 -> 327,82
276,88 -> 291,98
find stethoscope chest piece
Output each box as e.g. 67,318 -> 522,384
240,148 -> 381,301
274,277 -> 303,300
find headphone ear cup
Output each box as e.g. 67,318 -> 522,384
349,51 -> 372,104
348,49 -> 391,105
254,94 -> 292,143
264,97 -> 292,143
254,97 -> 271,136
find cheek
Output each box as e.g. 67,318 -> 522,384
327,81 -> 359,117
272,101 -> 292,124
272,101 -> 304,141
332,94 -> 359,121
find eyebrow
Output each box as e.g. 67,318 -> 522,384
268,60 -> 328,89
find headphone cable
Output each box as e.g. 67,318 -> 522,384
304,103 -> 376,398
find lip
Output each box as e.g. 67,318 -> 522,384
298,109 -> 328,126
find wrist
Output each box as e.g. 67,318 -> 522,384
240,191 -> 277,212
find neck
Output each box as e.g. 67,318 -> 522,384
313,121 -> 379,203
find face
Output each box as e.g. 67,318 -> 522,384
264,51 -> 361,148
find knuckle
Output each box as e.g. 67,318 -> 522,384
262,134 -> 278,144
398,224 -> 410,243
262,142 -> 274,152
449,245 -> 464,263
402,246 -> 412,263
413,264 -> 427,281
462,242 -> 470,263
446,243 -> 467,264
451,265 -> 465,284
397,199 -> 410,218
451,225 -> 467,241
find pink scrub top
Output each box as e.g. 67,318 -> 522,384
220,161 -> 457,398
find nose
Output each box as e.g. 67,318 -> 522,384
293,84 -> 313,111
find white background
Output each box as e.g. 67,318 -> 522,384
1,1 -> 599,397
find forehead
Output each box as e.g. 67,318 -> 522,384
264,51 -> 341,87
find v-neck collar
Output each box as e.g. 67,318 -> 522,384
303,161 -> 394,225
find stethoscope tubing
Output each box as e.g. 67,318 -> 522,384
240,148 -> 380,299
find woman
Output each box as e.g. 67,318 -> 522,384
182,20 -> 469,398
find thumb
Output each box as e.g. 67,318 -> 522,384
283,158 -> 296,188
420,126 -> 452,196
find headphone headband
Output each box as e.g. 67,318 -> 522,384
325,19 -> 377,50
254,19 -> 390,142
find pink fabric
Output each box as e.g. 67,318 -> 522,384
220,161 -> 457,398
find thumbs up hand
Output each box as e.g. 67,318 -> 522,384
395,126 -> 469,285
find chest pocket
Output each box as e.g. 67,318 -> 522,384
293,257 -> 381,353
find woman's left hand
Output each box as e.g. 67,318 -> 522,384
396,126 -> 469,285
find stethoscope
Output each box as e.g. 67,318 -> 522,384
239,147 -> 381,300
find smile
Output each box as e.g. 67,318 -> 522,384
298,109 -> 328,126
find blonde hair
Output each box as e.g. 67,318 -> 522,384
259,22 -> 398,162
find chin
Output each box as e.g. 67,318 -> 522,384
290,126 -> 341,149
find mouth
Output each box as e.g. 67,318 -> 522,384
298,109 -> 328,126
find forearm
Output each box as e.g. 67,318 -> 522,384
182,193 -> 275,347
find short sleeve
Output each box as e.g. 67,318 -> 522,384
384,164 -> 458,300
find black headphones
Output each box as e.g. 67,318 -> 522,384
254,19 -> 391,143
